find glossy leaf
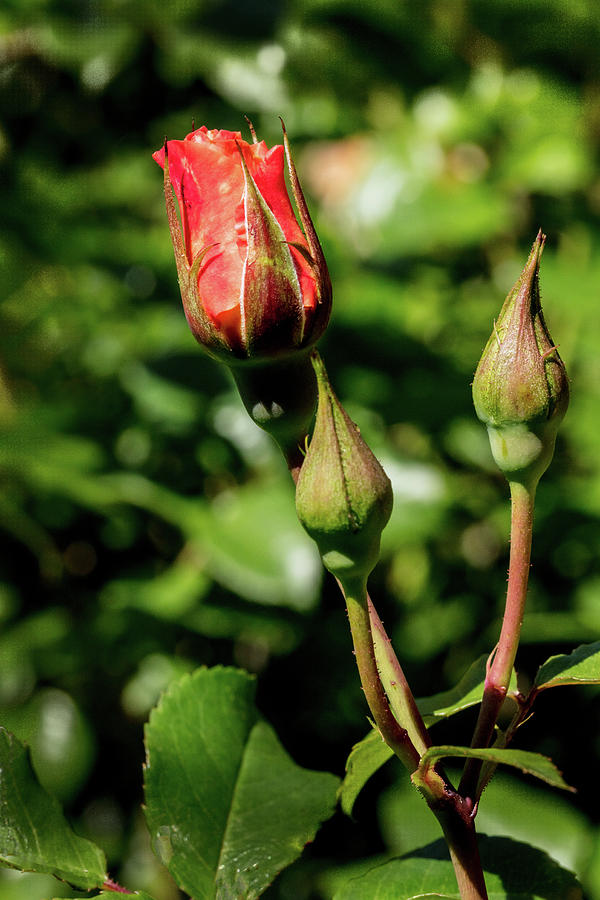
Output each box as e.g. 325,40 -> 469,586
55,894 -> 157,900
334,836 -> 583,899
339,729 -> 394,817
534,641 -> 600,690
0,728 -> 106,889
144,666 -> 339,900
417,655 -> 517,725
417,745 -> 574,792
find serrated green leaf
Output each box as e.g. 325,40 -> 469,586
338,729 -> 395,817
534,640 -> 600,690
417,655 -> 517,725
417,745 -> 574,792
54,894 -> 157,900
333,836 -> 583,899
144,666 -> 339,900
0,728 -> 106,889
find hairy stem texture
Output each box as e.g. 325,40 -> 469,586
460,480 -> 536,799
340,577 -> 421,772
341,578 -> 489,899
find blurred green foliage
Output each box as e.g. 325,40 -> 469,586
1,0 -> 600,897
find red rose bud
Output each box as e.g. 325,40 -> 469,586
472,231 -> 569,485
295,352 -> 393,580
153,124 -> 331,361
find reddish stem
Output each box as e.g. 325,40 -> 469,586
460,480 -> 536,799
436,811 -> 489,899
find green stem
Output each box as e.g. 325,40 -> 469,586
341,578 -> 488,897
340,576 -> 421,772
459,479 -> 536,800
367,595 -> 431,757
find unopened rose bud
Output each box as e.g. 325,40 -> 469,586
472,231 -> 569,485
295,352 -> 393,579
153,124 -> 331,362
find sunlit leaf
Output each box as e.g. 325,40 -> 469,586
144,667 -> 339,899
534,641 -> 600,690
417,745 -> 574,792
417,656 -> 517,725
55,893 -> 157,900
333,836 -> 583,899
0,729 -> 106,889
339,729 -> 395,817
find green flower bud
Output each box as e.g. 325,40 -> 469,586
295,352 -> 393,580
472,231 -> 569,485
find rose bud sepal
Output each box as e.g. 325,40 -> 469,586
236,122 -> 332,357
295,351 -> 393,581
235,145 -> 315,357
472,231 -> 569,489
280,120 -> 332,338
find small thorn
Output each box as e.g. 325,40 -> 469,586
102,878 -> 130,894
541,345 -> 558,360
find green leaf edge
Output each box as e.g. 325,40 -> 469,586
338,729 -> 395,816
0,727 -> 107,889
417,745 -> 574,792
52,894 -> 157,900
534,640 -> 600,690
417,655 -> 517,724
333,835 -> 583,900
144,665 -> 340,899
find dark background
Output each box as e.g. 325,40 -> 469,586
1,1 -> 600,897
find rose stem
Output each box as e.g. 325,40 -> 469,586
338,578 -> 489,897
459,479 -> 536,800
338,575 -> 421,771
433,807 -> 490,900
287,423 -> 487,896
